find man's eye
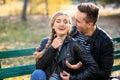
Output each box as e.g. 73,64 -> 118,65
76,19 -> 80,23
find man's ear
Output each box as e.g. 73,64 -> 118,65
88,22 -> 94,27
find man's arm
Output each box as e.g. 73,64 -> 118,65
66,60 -> 82,70
95,39 -> 114,79
33,38 -> 49,61
68,41 -> 98,80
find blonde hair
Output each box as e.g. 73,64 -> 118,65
38,11 -> 72,59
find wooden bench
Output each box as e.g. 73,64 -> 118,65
0,37 -> 120,79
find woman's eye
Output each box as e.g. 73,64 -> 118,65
56,20 -> 61,23
56,19 -> 69,24
63,20 -> 68,24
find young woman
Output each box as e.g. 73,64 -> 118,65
31,11 -> 98,80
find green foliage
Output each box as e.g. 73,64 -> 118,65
98,0 -> 120,5
48,0 -> 71,15
29,0 -> 71,15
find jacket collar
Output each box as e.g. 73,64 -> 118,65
70,26 -> 79,37
86,26 -> 100,44
63,35 -> 72,44
57,35 -> 72,63
71,25 -> 100,44
54,34 -> 72,44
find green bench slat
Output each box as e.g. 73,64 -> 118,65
114,50 -> 120,54
113,37 -> 120,42
112,65 -> 120,71
114,53 -> 120,59
0,64 -> 35,79
0,48 -> 36,59
112,37 -> 120,71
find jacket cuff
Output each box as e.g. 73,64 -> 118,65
47,45 -> 58,52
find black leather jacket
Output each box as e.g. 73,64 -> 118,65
70,26 -> 114,80
36,36 -> 98,80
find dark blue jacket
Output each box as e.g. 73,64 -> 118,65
70,26 -> 114,80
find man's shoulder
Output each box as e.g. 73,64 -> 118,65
97,27 -> 112,41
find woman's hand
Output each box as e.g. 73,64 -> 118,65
51,36 -> 62,49
66,60 -> 82,70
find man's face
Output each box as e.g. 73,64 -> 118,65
74,11 -> 89,34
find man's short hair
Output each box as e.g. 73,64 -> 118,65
77,2 -> 99,25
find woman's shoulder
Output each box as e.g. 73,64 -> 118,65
39,37 -> 49,51
41,37 -> 49,44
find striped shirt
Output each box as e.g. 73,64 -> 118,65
75,32 -> 91,53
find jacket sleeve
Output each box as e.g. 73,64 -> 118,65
36,38 -> 58,71
70,41 -> 98,80
39,37 -> 49,51
95,38 -> 114,80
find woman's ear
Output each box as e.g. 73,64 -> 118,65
52,25 -> 55,29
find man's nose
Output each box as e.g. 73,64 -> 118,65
74,20 -> 77,25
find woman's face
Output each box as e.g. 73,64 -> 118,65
53,15 -> 71,37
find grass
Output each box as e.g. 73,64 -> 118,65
0,16 -> 50,50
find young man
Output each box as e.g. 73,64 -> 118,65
65,2 -> 114,80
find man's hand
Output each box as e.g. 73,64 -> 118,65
33,47 -> 42,61
66,60 -> 82,70
60,71 -> 70,80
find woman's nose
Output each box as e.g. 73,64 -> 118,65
60,22 -> 64,25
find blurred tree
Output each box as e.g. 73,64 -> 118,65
45,0 -> 49,16
0,0 -> 6,4
0,0 -> 14,4
28,0 -> 71,16
98,0 -> 120,6
48,0 -> 71,15
71,0 -> 97,4
21,0 -> 29,21
99,0 -> 120,4
29,0 -> 44,14
6,0 -> 14,4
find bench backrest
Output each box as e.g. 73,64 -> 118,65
112,37 -> 120,71
0,48 -> 36,79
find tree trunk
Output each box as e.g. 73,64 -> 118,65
45,0 -> 49,16
21,0 -> 29,21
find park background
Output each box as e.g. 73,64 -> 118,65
0,0 -> 120,80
